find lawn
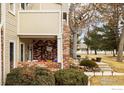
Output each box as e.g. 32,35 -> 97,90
90,76 -> 124,85
81,54 -> 124,73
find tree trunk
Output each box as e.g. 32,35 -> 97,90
104,50 -> 106,55
86,47 -> 89,55
94,50 -> 97,55
73,33 -> 77,59
113,49 -> 115,57
117,29 -> 124,62
115,49 -> 118,55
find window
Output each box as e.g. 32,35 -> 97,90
10,42 -> 14,70
9,3 -> 15,15
63,12 -> 67,21
20,44 -> 24,62
20,3 -> 29,10
21,3 -> 25,10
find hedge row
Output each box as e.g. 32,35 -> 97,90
5,67 -> 88,85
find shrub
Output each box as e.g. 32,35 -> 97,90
5,67 -> 23,85
54,69 -> 88,85
80,59 -> 98,68
80,59 -> 98,71
5,67 -> 55,85
34,67 -> 55,85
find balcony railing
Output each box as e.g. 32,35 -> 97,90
18,11 -> 61,36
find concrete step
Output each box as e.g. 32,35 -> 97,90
98,65 -> 110,68
100,68 -> 112,71
96,62 -> 108,65
96,62 -> 113,71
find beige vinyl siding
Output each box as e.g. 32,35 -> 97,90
40,3 -> 61,10
18,12 -> 60,35
31,3 -> 40,10
3,3 -> 20,83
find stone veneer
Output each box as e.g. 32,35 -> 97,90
1,26 -> 4,84
63,22 -> 73,68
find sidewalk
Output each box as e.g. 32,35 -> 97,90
84,71 -> 124,76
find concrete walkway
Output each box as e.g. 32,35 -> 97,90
85,62 -> 124,76
84,71 -> 124,76
84,61 -> 124,85
96,62 -> 113,71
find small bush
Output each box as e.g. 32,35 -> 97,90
80,59 -> 98,68
5,67 -> 55,85
34,67 -> 55,85
80,59 -> 98,71
5,67 -> 23,85
54,69 -> 88,85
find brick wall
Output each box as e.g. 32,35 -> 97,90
1,26 -> 4,84
63,22 -> 73,68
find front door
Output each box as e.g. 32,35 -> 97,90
10,42 -> 14,70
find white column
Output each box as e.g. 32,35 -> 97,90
28,44 -> 32,62
57,35 -> 63,69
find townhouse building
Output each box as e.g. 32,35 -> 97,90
0,3 -> 71,85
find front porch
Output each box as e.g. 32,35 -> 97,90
18,35 -> 63,70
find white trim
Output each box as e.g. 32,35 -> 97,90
28,43 -> 33,61
8,3 -> 16,16
60,6 -> 63,69
57,6 -> 63,69
9,40 -> 16,69
17,33 -> 59,36
40,3 -> 42,10
3,3 -> 6,85
18,10 -> 61,13
20,42 -> 25,62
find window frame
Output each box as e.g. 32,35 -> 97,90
9,40 -> 16,70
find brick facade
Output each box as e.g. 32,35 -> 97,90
1,26 -> 4,84
63,22 -> 73,68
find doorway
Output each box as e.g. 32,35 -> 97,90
20,43 -> 25,62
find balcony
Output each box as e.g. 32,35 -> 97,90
18,11 -> 61,36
